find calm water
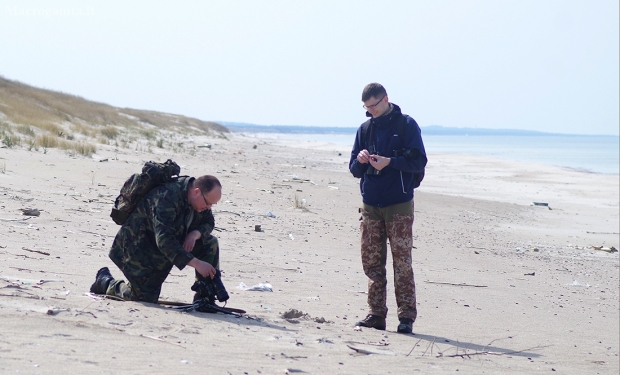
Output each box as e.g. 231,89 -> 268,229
240,132 -> 619,175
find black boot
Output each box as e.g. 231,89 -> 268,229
90,267 -> 114,294
397,318 -> 414,334
355,314 -> 386,330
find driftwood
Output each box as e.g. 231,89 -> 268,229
21,247 -> 50,256
424,281 -> 488,288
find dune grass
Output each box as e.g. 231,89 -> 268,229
0,75 -> 228,156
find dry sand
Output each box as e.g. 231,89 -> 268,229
0,133 -> 618,374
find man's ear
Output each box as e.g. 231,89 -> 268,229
192,187 -> 201,198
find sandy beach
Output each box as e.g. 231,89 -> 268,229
0,132 -> 618,374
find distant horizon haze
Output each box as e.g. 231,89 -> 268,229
220,122 -> 619,137
1,0 -> 617,136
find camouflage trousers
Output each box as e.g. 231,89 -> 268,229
106,235 -> 220,303
360,200 -> 417,321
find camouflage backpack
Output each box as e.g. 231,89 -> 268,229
110,159 -> 181,225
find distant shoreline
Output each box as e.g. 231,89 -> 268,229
220,122 -> 619,137
230,130 -> 619,175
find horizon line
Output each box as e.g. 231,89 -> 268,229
219,121 -> 619,137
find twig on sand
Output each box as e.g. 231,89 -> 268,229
281,353 -> 308,360
346,340 -> 390,347
6,252 -> 37,259
443,345 -> 550,358
85,292 -> 125,302
421,338 -> 436,356
0,293 -> 41,299
74,310 -> 98,319
80,230 -> 115,238
21,247 -> 50,256
213,210 -> 242,216
0,217 -> 34,222
9,267 -> 79,276
466,246 -> 490,251
140,334 -> 186,349
407,337 -> 424,356
346,345 -> 393,356
424,281 -> 488,288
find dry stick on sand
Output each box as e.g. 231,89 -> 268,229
80,230 -> 115,238
0,217 -> 34,222
21,247 -> 50,256
466,246 -> 490,251
424,336 -> 551,359
213,210 -> 242,216
424,281 -> 488,288
421,337 -> 436,357
407,337 -> 424,356
140,334 -> 186,349
443,344 -> 550,358
8,266 -> 79,276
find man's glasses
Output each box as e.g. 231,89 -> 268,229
199,189 -> 212,207
363,96 -> 385,110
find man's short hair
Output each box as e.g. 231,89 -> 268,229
194,175 -> 221,193
362,83 -> 387,102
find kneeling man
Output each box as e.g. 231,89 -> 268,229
90,175 -> 222,303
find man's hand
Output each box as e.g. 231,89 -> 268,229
188,258 -> 216,279
369,155 -> 391,171
183,230 -> 202,252
357,149 -> 371,164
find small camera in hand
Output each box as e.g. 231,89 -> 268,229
366,165 -> 382,175
366,155 -> 382,175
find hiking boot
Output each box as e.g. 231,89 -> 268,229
355,314 -> 386,330
89,267 -> 114,294
397,318 -> 414,334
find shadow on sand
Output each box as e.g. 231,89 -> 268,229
403,332 -> 545,358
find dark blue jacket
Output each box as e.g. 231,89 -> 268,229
349,103 -> 427,207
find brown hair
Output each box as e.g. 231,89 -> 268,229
362,83 -> 387,102
194,175 -> 221,193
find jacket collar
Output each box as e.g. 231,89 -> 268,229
367,103 -> 402,126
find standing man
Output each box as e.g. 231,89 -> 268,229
349,83 -> 427,334
90,175 -> 223,303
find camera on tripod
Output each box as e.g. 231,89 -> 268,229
191,269 -> 229,304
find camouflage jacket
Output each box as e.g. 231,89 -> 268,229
109,176 -> 215,272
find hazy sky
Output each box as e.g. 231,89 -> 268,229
1,1 -> 618,135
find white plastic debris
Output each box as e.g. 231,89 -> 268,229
237,282 -> 273,292
567,280 -> 590,287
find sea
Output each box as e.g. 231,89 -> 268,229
223,124 -> 619,175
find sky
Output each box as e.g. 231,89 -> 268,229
1,0 -> 618,135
